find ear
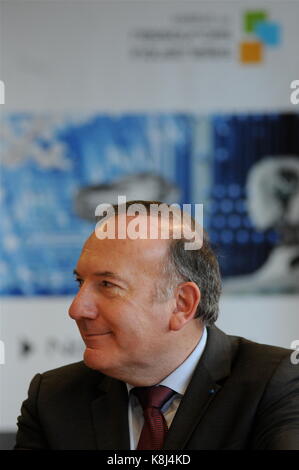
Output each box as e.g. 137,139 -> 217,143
169,282 -> 201,331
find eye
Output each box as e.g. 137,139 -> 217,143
101,280 -> 115,288
73,278 -> 118,290
74,278 -> 83,288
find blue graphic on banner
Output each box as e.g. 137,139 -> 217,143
192,113 -> 299,294
0,114 -> 191,295
1,112 -> 299,296
209,114 -> 299,276
255,21 -> 281,47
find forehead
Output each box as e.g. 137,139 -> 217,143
77,232 -> 169,280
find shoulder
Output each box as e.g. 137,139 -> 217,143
41,360 -> 99,380
228,332 -> 292,363
32,361 -> 107,401
228,335 -> 292,369
206,326 -> 297,383
231,335 -> 298,390
209,325 -> 292,361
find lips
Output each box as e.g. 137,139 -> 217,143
83,332 -> 111,338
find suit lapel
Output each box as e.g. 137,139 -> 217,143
89,326 -> 233,450
163,326 -> 233,450
91,376 -> 130,450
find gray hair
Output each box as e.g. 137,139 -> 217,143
164,234 -> 222,325
108,200 -> 222,326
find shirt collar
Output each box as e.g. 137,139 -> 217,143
126,327 -> 207,396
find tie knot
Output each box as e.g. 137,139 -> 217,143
132,385 -> 175,411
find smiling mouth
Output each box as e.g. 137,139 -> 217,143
84,332 -> 111,338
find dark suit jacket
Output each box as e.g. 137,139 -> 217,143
14,326 -> 299,450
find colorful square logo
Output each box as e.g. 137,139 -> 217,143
255,22 -> 281,46
240,10 -> 281,64
244,11 -> 267,33
240,41 -> 263,64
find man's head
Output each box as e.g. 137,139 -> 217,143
68,200 -> 221,386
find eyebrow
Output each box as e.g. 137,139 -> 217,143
73,269 -> 129,286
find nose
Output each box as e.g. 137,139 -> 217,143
68,284 -> 99,321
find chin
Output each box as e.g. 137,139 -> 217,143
83,348 -> 105,371
83,347 -> 114,374
83,348 -> 129,381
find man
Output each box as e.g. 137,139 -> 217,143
15,201 -> 299,450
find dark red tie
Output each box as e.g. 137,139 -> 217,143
131,385 -> 175,450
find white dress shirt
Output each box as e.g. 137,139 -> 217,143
126,327 -> 207,450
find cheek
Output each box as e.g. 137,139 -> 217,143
121,319 -> 164,351
111,319 -> 150,352
110,302 -> 170,346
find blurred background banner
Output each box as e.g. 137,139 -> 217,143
0,113 -> 190,295
1,0 -> 298,112
1,112 -> 298,295
0,0 -> 298,440
193,114 -> 299,293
